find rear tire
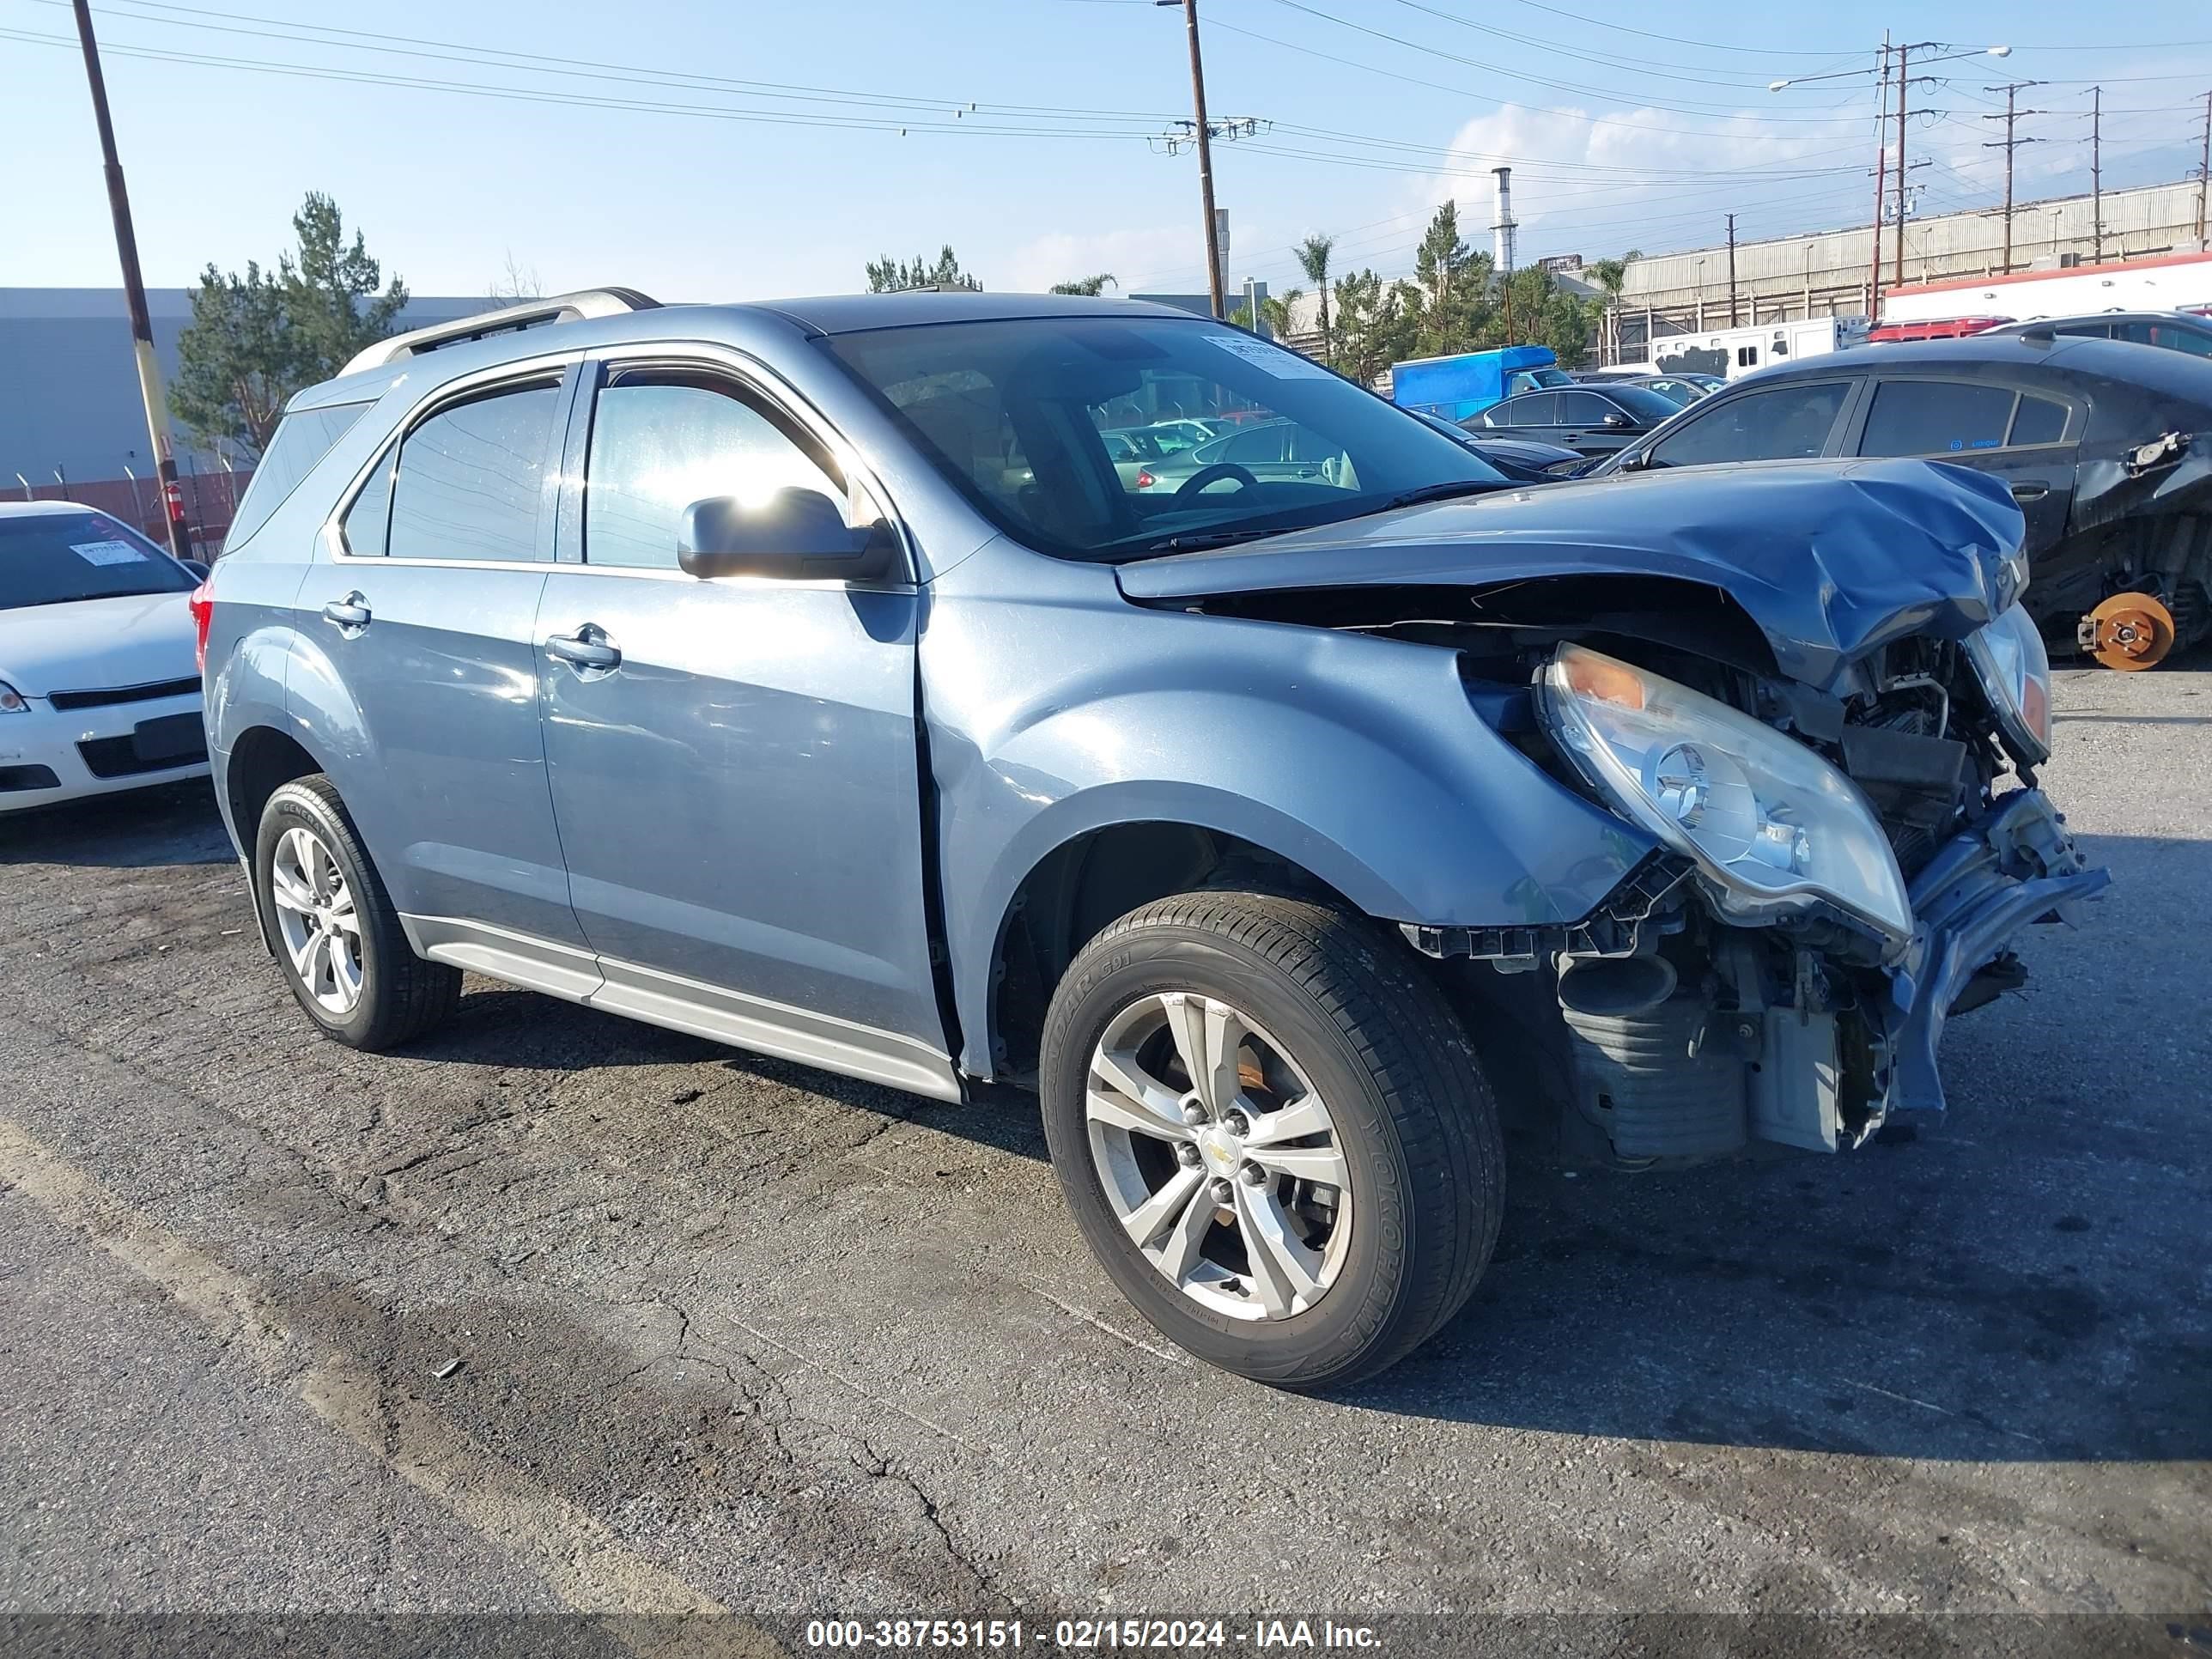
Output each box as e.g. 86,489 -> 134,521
254,775 -> 459,1050
1039,888 -> 1503,1389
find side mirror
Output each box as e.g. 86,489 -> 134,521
177,558 -> 211,580
677,488 -> 893,582
1601,412 -> 1631,429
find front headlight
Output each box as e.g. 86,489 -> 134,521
1538,644 -> 1914,950
1964,605 -> 2051,765
0,679 -> 27,714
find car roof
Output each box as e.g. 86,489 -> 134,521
0,501 -> 112,519
750,290 -> 1206,335
1727,332 -> 2156,380
1994,310 -> 2212,330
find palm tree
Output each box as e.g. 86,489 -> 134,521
1049,273 -> 1118,296
1294,234 -> 1335,363
1584,248 -> 1640,365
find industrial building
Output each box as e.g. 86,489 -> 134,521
1,286 -> 481,547
1615,177 -> 2209,350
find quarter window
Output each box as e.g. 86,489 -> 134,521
1644,381 -> 1850,468
386,382 -> 562,563
1858,381 -> 2018,457
583,377 -> 848,570
2008,393 -> 2069,447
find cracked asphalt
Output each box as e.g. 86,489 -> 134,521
1,657 -> 2206,1649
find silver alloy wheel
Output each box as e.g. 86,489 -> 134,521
269,824 -> 364,1017
1085,991 -> 1352,1321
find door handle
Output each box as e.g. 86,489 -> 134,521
544,628 -> 621,672
2010,482 -> 2050,502
320,592 -> 370,630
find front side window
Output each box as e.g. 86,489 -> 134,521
1858,381 -> 2018,457
0,511 -> 194,611
1644,381 -> 1850,469
386,381 -> 562,563
1555,392 -> 1609,424
824,315 -> 1502,562
583,378 -> 849,570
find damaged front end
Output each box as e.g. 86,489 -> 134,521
1121,459 -> 2111,1161
1407,624 -> 2108,1162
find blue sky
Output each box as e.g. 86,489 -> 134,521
5,0 -> 2210,302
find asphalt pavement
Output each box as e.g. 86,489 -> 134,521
1,658 -> 2206,1654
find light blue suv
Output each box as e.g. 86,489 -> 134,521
198,289 -> 2106,1386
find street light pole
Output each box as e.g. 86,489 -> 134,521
1161,0 -> 1225,319
70,0 -> 191,562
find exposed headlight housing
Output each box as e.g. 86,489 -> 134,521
1963,604 -> 2052,766
1538,644 -> 1914,951
0,679 -> 27,714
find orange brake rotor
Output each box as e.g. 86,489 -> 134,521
2082,591 -> 2176,672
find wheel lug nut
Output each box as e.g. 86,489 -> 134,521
1239,1163 -> 1267,1186
1224,1109 -> 1250,1135
1182,1103 -> 1209,1127
1176,1143 -> 1201,1168
1209,1178 -> 1235,1205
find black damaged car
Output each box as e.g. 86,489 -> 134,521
1586,334 -> 2212,668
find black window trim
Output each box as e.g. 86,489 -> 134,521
1632,374 -> 1866,471
324,350 -> 580,568
551,342 -> 915,586
1843,375 -> 2079,458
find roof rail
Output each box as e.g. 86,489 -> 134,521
338,287 -> 660,378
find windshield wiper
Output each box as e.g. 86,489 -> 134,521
1140,526 -> 1290,554
1376,479 -> 1508,512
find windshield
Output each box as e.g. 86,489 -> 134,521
0,512 -> 196,611
823,315 -> 1504,560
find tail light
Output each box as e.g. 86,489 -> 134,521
1135,468 -> 1157,489
189,578 -> 214,672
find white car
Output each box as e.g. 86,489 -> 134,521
0,501 -> 210,813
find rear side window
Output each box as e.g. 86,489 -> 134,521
2009,394 -> 2069,447
1645,381 -> 1850,468
582,378 -> 847,571
386,382 -> 562,563
225,402 -> 368,548
1492,393 -> 1556,427
1858,381 -> 2017,457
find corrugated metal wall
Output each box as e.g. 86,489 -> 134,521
1615,179 -> 2207,342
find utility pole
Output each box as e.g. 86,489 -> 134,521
1162,0 -> 1224,319
1983,82 -> 2045,276
2091,86 -> 2104,264
70,0 -> 191,563
1724,214 -> 1740,326
2197,90 -> 2210,251
1893,41 -> 1911,293
1868,37 -> 1889,321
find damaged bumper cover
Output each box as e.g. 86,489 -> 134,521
1882,789 -> 2109,1115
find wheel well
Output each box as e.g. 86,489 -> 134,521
988,822 -> 1346,1082
224,726 -> 321,846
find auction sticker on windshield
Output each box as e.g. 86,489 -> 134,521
70,540 -> 149,567
1207,333 -> 1338,380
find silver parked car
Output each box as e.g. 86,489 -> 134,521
197,289 -> 2103,1387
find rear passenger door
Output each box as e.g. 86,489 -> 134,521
312,361 -> 593,968
532,350 -> 952,1092
1849,378 -> 2078,554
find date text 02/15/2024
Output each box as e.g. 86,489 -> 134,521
803,1619 -> 1383,1650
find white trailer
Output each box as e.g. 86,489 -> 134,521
1877,251 -> 2212,327
1629,316 -> 1869,381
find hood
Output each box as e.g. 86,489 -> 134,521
0,590 -> 198,697
1116,459 -> 2025,690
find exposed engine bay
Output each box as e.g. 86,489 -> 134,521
1178,574 -> 2106,1166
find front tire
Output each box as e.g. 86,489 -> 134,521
254,775 -> 459,1050
1038,889 -> 1503,1389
